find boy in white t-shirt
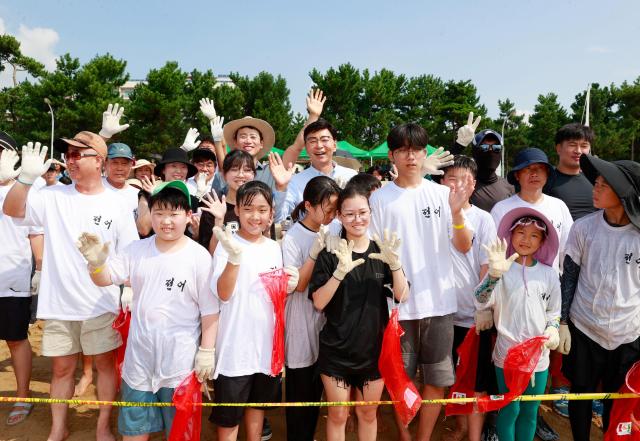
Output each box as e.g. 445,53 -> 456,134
77,180 -> 219,440
435,155 -> 496,441
209,181 -> 298,441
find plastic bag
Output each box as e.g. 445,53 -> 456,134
476,335 -> 547,413
111,308 -> 131,391
169,372 -> 202,441
605,361 -> 640,440
259,268 -> 290,376
378,308 -> 421,426
446,326 -> 481,416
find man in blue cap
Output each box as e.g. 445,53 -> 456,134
104,143 -> 139,220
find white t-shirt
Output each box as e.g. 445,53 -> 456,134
109,237 -> 218,392
32,177 -> 46,191
0,183 -> 38,298
476,262 -> 561,372
17,184 -> 138,320
566,211 -> 640,350
103,178 -> 139,220
369,180 -> 456,320
212,235 -> 283,378
281,222 -> 326,369
490,194 -> 573,272
452,206 -> 496,327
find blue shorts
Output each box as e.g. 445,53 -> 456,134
118,381 -> 176,437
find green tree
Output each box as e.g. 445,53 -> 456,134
495,98 -> 529,165
434,80 -> 488,147
0,34 -> 45,87
617,77 -> 640,161
527,93 -> 569,159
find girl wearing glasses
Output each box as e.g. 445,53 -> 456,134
309,185 -> 409,441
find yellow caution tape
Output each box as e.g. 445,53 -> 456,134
0,392 -> 638,408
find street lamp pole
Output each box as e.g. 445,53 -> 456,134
44,98 -> 54,159
500,115 -> 510,178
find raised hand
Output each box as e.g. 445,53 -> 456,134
18,142 -> 52,185
140,175 -> 158,194
201,191 -> 227,221
306,88 -> 326,118
369,228 -> 402,271
482,238 -> 519,279
448,172 -> 474,215
199,98 -> 217,121
332,239 -> 365,281
99,103 -> 130,138
210,115 -> 224,142
309,225 -> 329,260
0,149 -> 21,182
268,151 -> 295,191
76,232 -> 110,269
284,265 -> 299,293
213,225 -> 243,265
180,128 -> 201,152
421,147 -> 454,176
195,173 -> 209,199
456,111 -> 481,147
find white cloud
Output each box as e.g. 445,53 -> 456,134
0,17 -> 6,35
586,45 -> 611,54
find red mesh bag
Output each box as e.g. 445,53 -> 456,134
111,308 -> 131,390
259,268 -> 290,376
605,361 -> 640,440
379,308 -> 421,426
477,336 -> 546,413
169,372 -> 202,441
446,326 -> 481,416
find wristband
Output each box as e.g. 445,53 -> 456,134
452,223 -> 466,230
16,178 -> 33,186
90,265 -> 105,275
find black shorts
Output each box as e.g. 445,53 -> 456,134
452,325 -> 497,393
0,297 -> 31,341
209,373 -> 282,428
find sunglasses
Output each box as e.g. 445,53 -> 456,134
477,143 -> 503,152
63,150 -> 99,162
510,216 -> 547,234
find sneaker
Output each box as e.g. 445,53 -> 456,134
481,425 -> 499,441
550,386 -> 570,418
535,415 -> 559,441
261,417 -> 272,441
593,399 -> 604,418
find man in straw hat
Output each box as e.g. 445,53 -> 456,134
558,155 -> 640,440
2,132 -> 138,441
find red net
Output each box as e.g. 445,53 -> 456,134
168,372 -> 202,441
446,326 -> 481,416
259,268 -> 290,376
605,361 -> 640,440
111,308 -> 131,391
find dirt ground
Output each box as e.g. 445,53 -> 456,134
0,322 -> 603,440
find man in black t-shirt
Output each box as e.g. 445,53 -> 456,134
544,123 -> 596,221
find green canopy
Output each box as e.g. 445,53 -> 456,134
336,140 -> 371,159
369,141 -> 437,159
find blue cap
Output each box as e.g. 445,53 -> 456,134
507,148 -> 552,186
472,129 -> 504,147
107,143 -> 134,160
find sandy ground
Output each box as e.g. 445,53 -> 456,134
0,322 -> 603,440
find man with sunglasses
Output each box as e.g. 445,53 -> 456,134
451,113 -> 515,212
2,132 -> 138,441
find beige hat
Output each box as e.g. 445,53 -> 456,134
54,131 -> 108,158
132,159 -> 155,170
223,116 -> 275,159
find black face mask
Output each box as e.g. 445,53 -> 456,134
472,149 -> 502,183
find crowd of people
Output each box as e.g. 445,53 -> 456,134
0,89 -> 639,441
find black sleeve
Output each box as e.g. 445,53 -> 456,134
198,211 -> 215,249
308,249 -> 338,301
560,255 -> 581,323
449,141 -> 467,156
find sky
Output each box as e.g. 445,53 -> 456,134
1,0 -> 639,119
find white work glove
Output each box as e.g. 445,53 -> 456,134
121,287 -> 133,312
30,270 -> 41,296
558,324 -> 571,354
544,326 -> 560,350
195,172 -> 208,199
180,128 -> 201,152
76,232 -> 110,269
334,175 -> 349,189
456,111 -> 481,147
482,238 -> 520,279
99,103 -> 130,138
332,239 -> 365,281
210,116 -> 224,142
474,309 -> 493,334
420,147 -> 455,176
325,234 -> 341,253
199,98 -> 217,121
212,225 -> 243,265
18,142 -> 52,185
370,228 -> 402,271
284,265 -> 299,294
309,225 -> 329,260
194,347 -> 216,382
0,149 -> 21,182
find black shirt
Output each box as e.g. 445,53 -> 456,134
198,202 -> 239,249
544,168 -> 595,221
471,178 -> 515,213
308,241 -> 392,376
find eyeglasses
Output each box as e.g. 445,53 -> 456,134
341,210 -> 371,222
393,147 -> 426,158
510,216 -> 547,234
237,134 -> 261,142
477,144 -> 503,152
63,151 -> 99,162
306,136 -> 334,146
